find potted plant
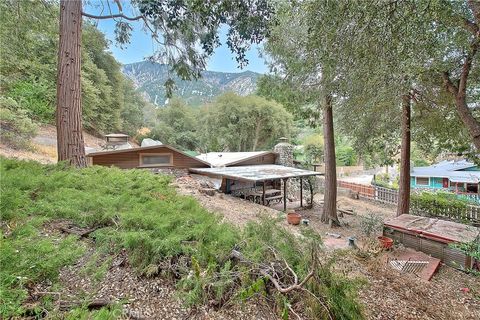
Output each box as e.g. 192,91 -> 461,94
287,210 -> 301,225
377,235 -> 394,249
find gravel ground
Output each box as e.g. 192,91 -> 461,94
174,175 -> 480,320
19,170 -> 480,320
54,244 -> 277,320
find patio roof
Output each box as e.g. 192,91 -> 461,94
189,164 -> 322,182
196,151 -> 274,167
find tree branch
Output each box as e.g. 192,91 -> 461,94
468,0 -> 480,26
81,11 -> 143,21
442,72 -> 458,96
462,17 -> 479,36
113,0 -> 123,12
259,269 -> 314,293
458,38 -> 479,97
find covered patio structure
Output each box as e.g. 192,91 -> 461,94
189,164 -> 322,211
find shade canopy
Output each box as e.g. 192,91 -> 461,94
189,164 -> 322,182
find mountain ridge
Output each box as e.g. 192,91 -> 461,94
122,61 -> 261,106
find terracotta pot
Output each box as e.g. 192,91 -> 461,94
378,236 -> 394,249
287,212 -> 301,225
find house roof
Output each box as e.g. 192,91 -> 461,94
189,164 -> 321,182
411,160 -> 480,183
196,151 -> 275,167
86,145 -> 211,166
105,133 -> 129,138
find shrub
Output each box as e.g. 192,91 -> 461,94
0,219 -> 86,317
410,191 -> 471,222
359,213 -> 384,237
6,79 -> 55,123
0,97 -> 38,149
0,158 -> 364,319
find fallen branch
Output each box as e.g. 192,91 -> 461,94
259,269 -> 314,293
338,208 -> 355,216
59,225 -> 99,238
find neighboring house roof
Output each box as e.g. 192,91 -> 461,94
411,160 -> 480,183
86,145 -> 211,166
196,151 -> 275,167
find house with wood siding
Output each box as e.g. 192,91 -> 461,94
87,145 -> 210,169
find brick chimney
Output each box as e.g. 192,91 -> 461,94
274,137 -> 294,167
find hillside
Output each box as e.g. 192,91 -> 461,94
123,61 -> 260,106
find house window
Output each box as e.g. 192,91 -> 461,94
139,153 -> 172,167
466,183 -> 478,194
416,177 -> 429,186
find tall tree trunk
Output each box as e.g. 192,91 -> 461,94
56,0 -> 87,167
321,94 -> 340,226
252,121 -> 262,151
397,94 -> 411,216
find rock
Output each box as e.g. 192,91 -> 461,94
141,138 -> 162,147
326,232 -> 341,238
199,188 -> 216,196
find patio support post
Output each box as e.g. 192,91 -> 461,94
262,181 -> 266,206
300,178 -> 303,207
283,178 -> 287,211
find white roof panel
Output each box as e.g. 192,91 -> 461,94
196,151 -> 273,167
189,164 -> 322,182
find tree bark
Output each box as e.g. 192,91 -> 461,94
321,94 -> 340,226
397,94 -> 411,217
252,121 -> 262,151
441,6 -> 480,152
56,0 -> 87,167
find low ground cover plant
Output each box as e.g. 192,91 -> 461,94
0,158 -> 363,319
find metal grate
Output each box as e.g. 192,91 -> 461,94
390,259 -> 429,274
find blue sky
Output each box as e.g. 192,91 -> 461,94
84,1 -> 268,74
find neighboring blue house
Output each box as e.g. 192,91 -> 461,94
410,160 -> 480,195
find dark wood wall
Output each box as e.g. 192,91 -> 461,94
89,147 -> 207,169
231,153 -> 277,166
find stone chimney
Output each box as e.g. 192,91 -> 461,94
274,137 -> 294,167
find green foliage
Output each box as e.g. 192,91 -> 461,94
410,192 -> 476,223
0,97 -> 38,149
303,134 -> 324,165
451,241 -> 480,276
359,213 -> 384,237
336,145 -> 357,167
62,304 -> 123,320
0,1 -> 145,136
0,218 -> 86,317
1,158 -> 364,319
6,79 -> 55,122
144,98 -> 200,150
198,92 -> 294,152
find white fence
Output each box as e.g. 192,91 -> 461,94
337,180 -> 480,224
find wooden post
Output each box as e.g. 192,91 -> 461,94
283,178 -> 287,212
262,181 -> 266,206
300,178 -> 303,207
